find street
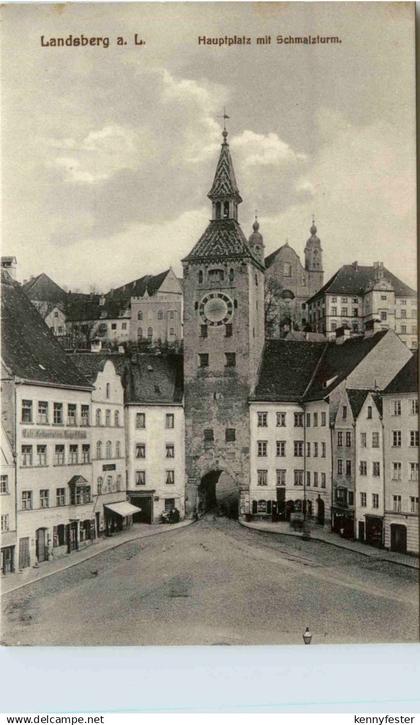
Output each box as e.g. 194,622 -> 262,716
2,518 -> 418,646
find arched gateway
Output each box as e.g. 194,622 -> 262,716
198,470 -> 239,518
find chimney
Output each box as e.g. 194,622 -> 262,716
373,261 -> 384,281
364,318 -> 382,337
352,261 -> 358,271
1,256 -> 17,280
335,325 -> 351,344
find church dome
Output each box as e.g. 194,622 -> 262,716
305,217 -> 321,247
248,216 -> 264,246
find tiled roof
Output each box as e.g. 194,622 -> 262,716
1,270 -> 91,389
208,139 -> 242,201
383,352 -> 417,395
347,389 -> 370,419
304,330 -> 388,401
183,219 -> 262,266
65,293 -> 128,322
22,273 -> 67,303
307,264 -> 416,303
67,352 -> 126,385
108,270 -> 170,302
125,353 -> 183,404
253,340 -> 326,402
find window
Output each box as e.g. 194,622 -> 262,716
331,306 -> 337,316
361,432 -> 367,448
166,414 -> 175,429
411,399 -> 418,415
392,462 -> 401,480
147,327 -> 153,340
0,475 -> 8,494
257,412 -> 268,427
53,444 -> 64,465
360,461 -> 367,476
393,495 -> 401,513
276,412 -> 286,427
372,432 -> 379,448
137,328 -> 143,340
393,400 -> 401,416
225,324 -> 233,338
225,353 -> 236,367
321,442 -> 326,458
96,409 -> 102,426
313,442 -> 318,458
21,445 -> 33,466
122,322 -> 127,330
306,471 -> 311,487
380,311 -> 387,321
37,445 -> 47,466
166,444 -> 175,458
294,412 -> 304,427
116,474 -> 122,492
204,429 -> 214,442
337,459 -> 343,475
373,461 -> 380,477
353,308 -> 358,318
136,443 -> 146,459
165,498 -> 176,512
40,489 -> 49,508
135,470 -> 146,486
332,297 -> 337,303
255,469 -> 268,487
346,460 -> 352,476
38,401 -> 49,424
22,490 -> 33,510
158,310 -> 164,320
97,478 -> 103,495
67,403 -> 77,426
136,412 -> 146,429
342,307 -> 348,317
200,325 -> 208,338
208,268 -> 224,282
96,441 -> 102,460
294,441 -> 303,457
360,492 -> 367,508
294,470 -> 304,486
410,497 -> 419,514
337,432 -> 343,447
410,431 -> 419,447
114,411 -> 120,427
22,399 -> 32,423
401,309 -> 407,319
345,432 -> 351,447
257,440 -> 267,457
71,485 -> 91,505
321,473 -> 326,488
166,470 -> 175,485
276,440 -> 286,457
313,412 -> 318,427
321,412 -> 326,426
401,325 -> 407,334
283,263 -> 291,277
276,469 -> 286,486
306,442 -> 311,457
69,445 -> 78,464
342,405 -> 347,420
198,270 -> 203,283
225,428 -> 236,442
372,494 -> 379,509
56,488 -> 65,506
54,402 -> 63,425
199,354 -> 209,368
105,410 -> 111,426
410,462 -> 418,481
306,413 -> 311,427
392,431 -> 402,447
106,441 -> 112,459
82,444 -> 90,463
137,311 -> 143,321
1,514 -> 9,532
81,405 -> 89,426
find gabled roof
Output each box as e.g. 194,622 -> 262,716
208,136 -> 242,202
183,219 -> 263,268
108,270 -> 170,302
253,340 -> 326,402
304,330 -> 388,401
65,293 -> 128,322
307,264 -> 416,303
22,273 -> 67,303
1,270 -> 91,389
346,389 -> 370,419
265,242 -> 301,269
67,353 -> 126,385
383,353 -> 417,395
125,354 -> 183,404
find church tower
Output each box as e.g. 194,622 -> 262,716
304,217 -> 324,296
182,125 -> 265,517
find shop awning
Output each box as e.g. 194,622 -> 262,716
104,501 -> 141,517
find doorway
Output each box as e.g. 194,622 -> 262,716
198,470 -> 238,518
358,521 -> 365,542
316,496 -> 325,525
390,524 -> 407,554
131,495 -> 152,524
18,537 -> 30,569
36,528 -> 47,563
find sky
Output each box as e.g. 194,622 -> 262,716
1,2 -> 416,292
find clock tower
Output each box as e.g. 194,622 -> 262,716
182,126 -> 265,517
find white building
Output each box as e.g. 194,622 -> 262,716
1,422 -> 16,575
353,391 -> 384,546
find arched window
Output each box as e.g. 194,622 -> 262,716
95,409 -> 101,426
223,201 -> 229,218
137,328 -> 143,340
96,441 -> 102,460
116,474 -> 122,492
147,327 -> 153,340
157,310 -> 163,320
116,441 -> 121,458
106,441 -> 112,459
229,268 -> 234,282
137,311 -> 143,320
106,475 -> 113,492
114,410 -> 120,427
215,202 -> 221,220
106,383 -> 110,399
97,477 -> 103,495
198,270 -> 203,283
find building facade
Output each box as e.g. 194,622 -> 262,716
1,422 -> 16,575
354,392 -> 385,547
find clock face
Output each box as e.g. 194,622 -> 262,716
199,292 -> 234,326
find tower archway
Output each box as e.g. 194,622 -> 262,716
198,469 -> 239,519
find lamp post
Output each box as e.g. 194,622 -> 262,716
302,626 -> 312,645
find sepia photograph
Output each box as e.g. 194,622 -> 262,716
0,1 -> 418,648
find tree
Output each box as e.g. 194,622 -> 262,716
264,276 -> 284,338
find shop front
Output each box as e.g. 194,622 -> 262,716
104,501 -> 141,535
365,515 -> 384,548
331,507 -> 354,538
